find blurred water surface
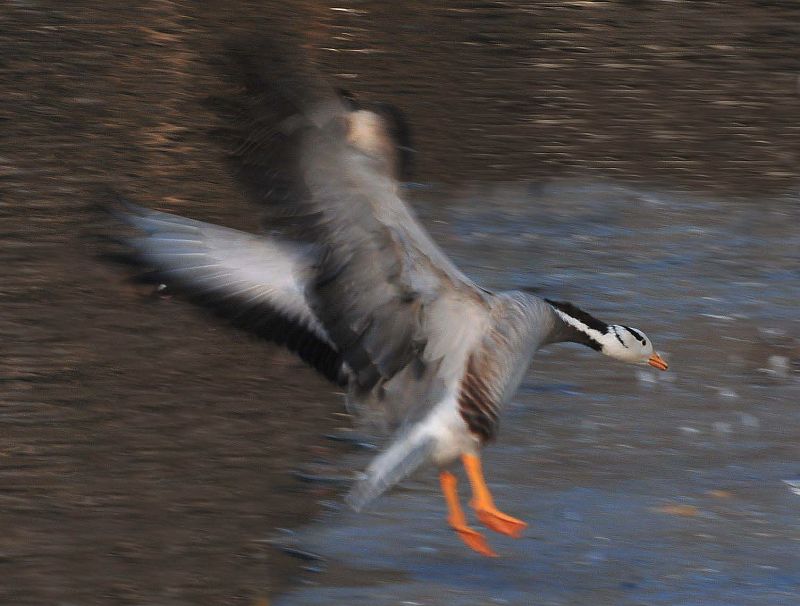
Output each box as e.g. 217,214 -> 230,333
274,182 -> 800,606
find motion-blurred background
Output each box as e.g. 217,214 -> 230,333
1,2 -> 798,605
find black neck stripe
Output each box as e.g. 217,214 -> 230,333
546,299 -> 608,334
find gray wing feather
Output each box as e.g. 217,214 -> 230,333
218,46 -> 487,394
298,132 -> 484,391
111,202 -> 350,384
115,203 -> 326,338
346,427 -> 436,511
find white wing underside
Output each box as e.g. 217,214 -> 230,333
116,203 -> 331,346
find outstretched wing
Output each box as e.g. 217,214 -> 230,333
110,200 -> 347,385
211,40 -> 413,221
218,44 -> 488,393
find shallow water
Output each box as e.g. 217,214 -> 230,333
275,183 -> 800,605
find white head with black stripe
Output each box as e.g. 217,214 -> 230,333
547,299 -> 669,371
599,324 -> 664,367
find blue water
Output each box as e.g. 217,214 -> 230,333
276,182 -> 800,605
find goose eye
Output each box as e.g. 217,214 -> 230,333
624,326 -> 646,345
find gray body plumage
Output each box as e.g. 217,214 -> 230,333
115,201 -> 568,509
110,46 -> 615,510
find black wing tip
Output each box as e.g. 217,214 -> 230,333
214,34 -> 334,112
92,188 -> 150,224
91,189 -> 150,264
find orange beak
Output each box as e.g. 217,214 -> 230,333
648,352 -> 669,371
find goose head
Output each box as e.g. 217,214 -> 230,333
597,325 -> 668,370
546,299 -> 668,370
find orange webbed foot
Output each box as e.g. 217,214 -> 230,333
451,523 -> 498,557
440,470 -> 498,557
473,505 -> 527,538
462,454 -> 527,539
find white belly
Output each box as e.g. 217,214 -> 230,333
420,394 -> 482,467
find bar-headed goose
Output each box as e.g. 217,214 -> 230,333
110,44 -> 668,557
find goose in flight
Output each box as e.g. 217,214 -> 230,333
110,46 -> 668,556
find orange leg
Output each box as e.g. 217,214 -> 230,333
462,454 -> 527,538
439,470 -> 497,557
